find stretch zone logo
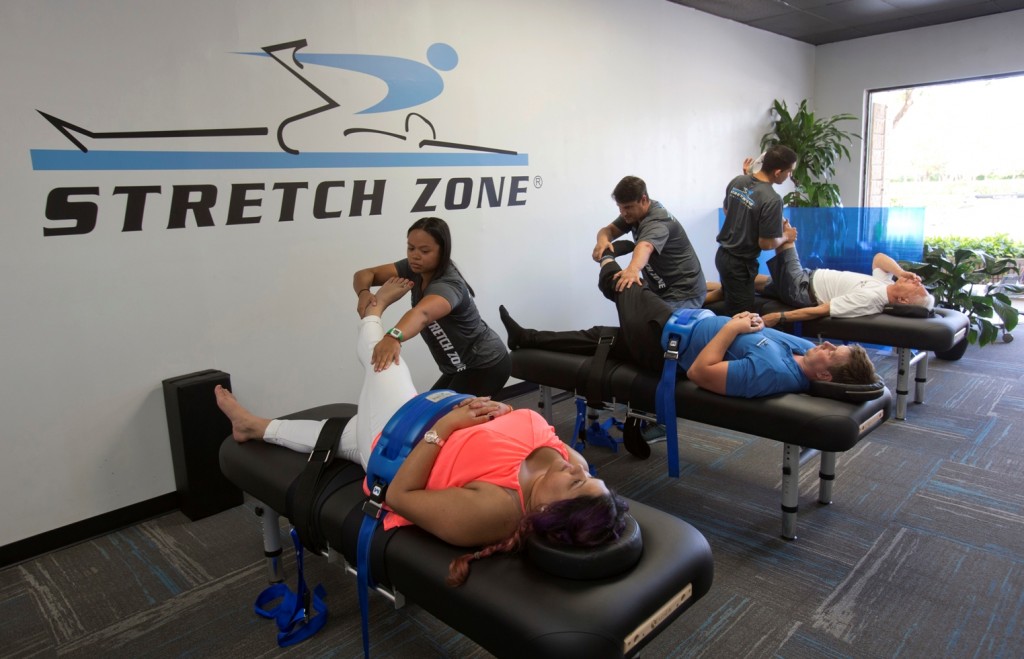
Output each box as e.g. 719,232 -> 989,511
31,39 -> 532,236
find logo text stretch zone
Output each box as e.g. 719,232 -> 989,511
44,176 -> 529,235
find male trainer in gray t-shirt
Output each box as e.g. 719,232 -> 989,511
715,145 -> 798,315
592,175 -> 706,309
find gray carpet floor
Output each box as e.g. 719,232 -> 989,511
3,334 -> 1023,657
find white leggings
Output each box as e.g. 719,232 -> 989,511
262,315 -> 418,470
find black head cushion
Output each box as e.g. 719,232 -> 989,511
808,375 -> 886,403
883,303 -> 933,318
524,513 -> 643,580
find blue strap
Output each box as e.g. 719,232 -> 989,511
571,398 -> 587,452
356,390 -> 472,659
658,333 -> 682,478
357,515 -> 379,658
657,309 -> 714,478
254,583 -> 294,626
253,528 -> 329,647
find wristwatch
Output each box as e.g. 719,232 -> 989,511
423,429 -> 445,447
387,327 -> 404,342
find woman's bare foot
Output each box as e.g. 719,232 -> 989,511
214,385 -> 271,443
373,277 -> 414,313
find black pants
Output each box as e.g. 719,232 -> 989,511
761,248 -> 816,308
431,351 -> 512,397
515,262 -> 673,373
715,247 -> 758,316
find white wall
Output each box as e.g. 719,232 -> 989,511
0,0 -> 813,546
814,9 -> 1024,206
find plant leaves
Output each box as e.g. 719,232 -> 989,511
760,98 -> 858,207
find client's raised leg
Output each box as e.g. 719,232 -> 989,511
345,275 -> 419,465
346,313 -> 419,467
216,284 -> 421,467
598,260 -> 673,372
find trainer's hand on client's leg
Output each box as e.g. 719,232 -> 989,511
357,290 -> 378,317
782,219 -> 798,244
613,266 -> 643,292
372,335 -> 402,371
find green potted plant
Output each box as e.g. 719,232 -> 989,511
901,247 -> 1022,359
759,99 -> 859,207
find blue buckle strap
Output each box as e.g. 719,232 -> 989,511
658,334 -> 682,478
656,309 -> 714,477
356,514 -> 379,659
254,528 -> 329,647
356,390 -> 472,658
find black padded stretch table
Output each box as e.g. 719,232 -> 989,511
511,349 -> 892,539
219,404 -> 714,659
706,299 -> 969,419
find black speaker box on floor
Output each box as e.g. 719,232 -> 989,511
162,369 -> 243,520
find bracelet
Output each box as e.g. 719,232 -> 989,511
779,311 -> 786,323
357,288 -> 370,295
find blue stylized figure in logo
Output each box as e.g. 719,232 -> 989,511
253,40 -> 470,153
294,42 -> 458,114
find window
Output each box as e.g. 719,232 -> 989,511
864,73 -> 1024,241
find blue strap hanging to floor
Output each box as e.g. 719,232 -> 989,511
657,309 -> 713,478
253,528 -> 329,647
356,390 -> 472,659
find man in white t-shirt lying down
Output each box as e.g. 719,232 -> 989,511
706,219 -> 934,328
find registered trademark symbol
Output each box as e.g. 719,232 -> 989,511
533,176 -> 543,188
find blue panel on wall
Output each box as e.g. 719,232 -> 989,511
716,207 -> 925,275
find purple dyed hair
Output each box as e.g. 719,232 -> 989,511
446,491 -> 630,586
528,491 -> 630,546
